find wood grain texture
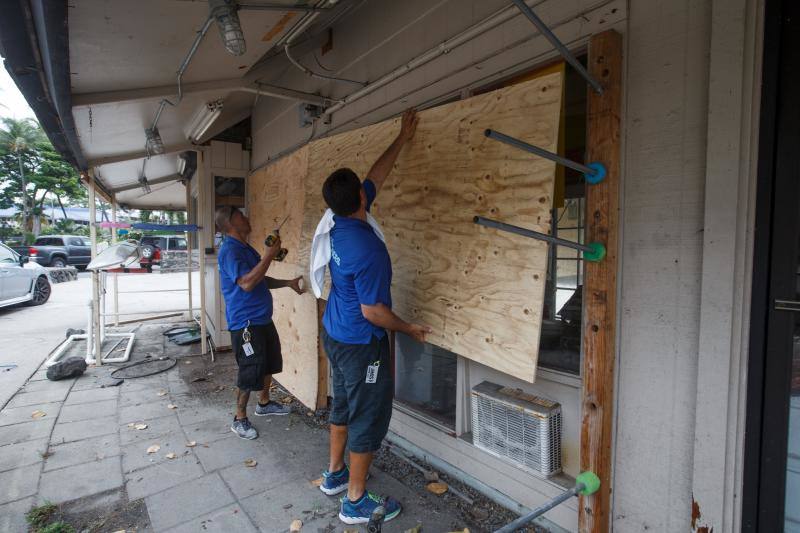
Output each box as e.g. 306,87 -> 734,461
302,72 -> 564,381
247,148 -> 320,408
579,30 -> 622,533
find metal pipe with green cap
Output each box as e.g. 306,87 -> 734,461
493,471 -> 601,533
473,216 -> 607,262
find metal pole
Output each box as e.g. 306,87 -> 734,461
494,484 -> 583,533
485,129 -> 598,177
239,3 -> 329,12
197,152 -> 209,356
510,0 -> 603,94
186,181 -> 194,321
111,198 -> 119,326
474,216 -> 594,253
88,171 -> 102,366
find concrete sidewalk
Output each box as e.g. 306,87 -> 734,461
0,323 -> 482,533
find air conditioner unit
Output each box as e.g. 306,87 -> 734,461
471,381 -> 562,478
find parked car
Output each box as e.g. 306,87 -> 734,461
29,235 -> 92,268
139,235 -> 188,271
0,243 -> 51,308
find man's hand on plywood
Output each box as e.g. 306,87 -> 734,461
366,108 -> 419,193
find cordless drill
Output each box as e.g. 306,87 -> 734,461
265,215 -> 289,262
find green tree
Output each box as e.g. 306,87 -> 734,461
139,210 -> 152,223
0,117 -> 45,231
0,118 -> 85,234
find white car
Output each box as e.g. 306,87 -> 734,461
0,243 -> 52,308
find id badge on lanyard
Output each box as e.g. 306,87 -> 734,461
365,360 -> 380,383
242,323 -> 254,357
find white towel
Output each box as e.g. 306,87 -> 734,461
309,208 -> 386,298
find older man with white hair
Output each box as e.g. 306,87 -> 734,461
214,205 -> 304,440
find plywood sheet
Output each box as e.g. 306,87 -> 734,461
302,72 -> 563,381
247,147 -> 319,408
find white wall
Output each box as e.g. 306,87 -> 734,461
612,1 -> 710,531
249,1 -> 762,531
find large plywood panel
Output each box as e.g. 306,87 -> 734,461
247,147 -> 319,408
303,72 -> 563,381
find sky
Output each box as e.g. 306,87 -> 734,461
0,66 -> 36,120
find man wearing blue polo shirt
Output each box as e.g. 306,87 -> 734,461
215,206 -> 304,440
317,110 -> 432,525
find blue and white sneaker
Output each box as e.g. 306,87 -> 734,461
254,401 -> 290,416
339,492 -> 402,525
231,417 -> 258,440
320,465 -> 349,495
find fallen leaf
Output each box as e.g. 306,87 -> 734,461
134,423 -> 148,430
446,529 -> 470,533
244,459 -> 257,467
31,410 -> 46,419
280,397 -> 292,404
423,470 -> 439,482
184,360 -> 192,365
306,411 -> 314,417
157,391 -> 167,396
165,452 -> 177,459
310,477 -> 323,487
167,404 -> 177,409
186,441 -> 197,447
403,527 -> 422,533
345,530 -> 359,533
112,530 -> 127,533
146,445 -> 160,454
426,482 -> 449,495
191,377 -> 206,383
283,504 -> 293,510
289,519 -> 302,532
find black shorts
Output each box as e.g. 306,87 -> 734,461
323,329 -> 393,453
230,322 -> 282,392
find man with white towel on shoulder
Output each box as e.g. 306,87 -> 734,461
309,109 -> 431,525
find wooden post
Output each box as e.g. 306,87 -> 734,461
88,170 -> 103,366
580,30 -> 621,533
316,298 -> 329,410
111,196 -> 119,326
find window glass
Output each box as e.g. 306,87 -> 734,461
0,245 -> 16,263
69,238 -> 83,246
171,238 -> 188,250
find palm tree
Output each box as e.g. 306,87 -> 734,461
0,117 -> 47,232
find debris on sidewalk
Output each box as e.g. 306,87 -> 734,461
186,441 -> 197,447
31,409 -> 47,419
165,452 -> 177,459
290,518 -> 303,531
426,482 -> 449,495
46,356 -> 87,380
244,458 -> 257,467
146,444 -> 160,454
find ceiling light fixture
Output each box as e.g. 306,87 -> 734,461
144,127 -> 165,155
138,174 -> 152,195
209,0 -> 246,56
185,99 -> 224,144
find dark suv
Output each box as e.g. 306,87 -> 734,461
139,235 -> 188,271
29,235 -> 91,268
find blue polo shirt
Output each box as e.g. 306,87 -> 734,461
218,236 -> 272,331
323,180 -> 392,344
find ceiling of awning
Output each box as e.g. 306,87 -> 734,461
67,0 -> 330,210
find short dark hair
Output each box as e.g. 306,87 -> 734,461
322,168 -> 362,216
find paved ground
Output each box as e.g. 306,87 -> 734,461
0,270 -> 199,409
0,321 -> 477,533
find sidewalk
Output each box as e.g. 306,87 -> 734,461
0,322 -> 494,532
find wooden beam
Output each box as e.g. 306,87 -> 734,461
580,30 -> 622,533
111,174 -> 182,193
88,144 -> 194,168
73,78 -> 332,108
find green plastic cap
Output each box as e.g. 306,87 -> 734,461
583,242 -> 606,262
576,471 -> 601,496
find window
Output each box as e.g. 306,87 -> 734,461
0,245 -> 16,263
395,333 -> 458,429
170,238 -> 188,250
68,238 -> 83,246
538,197 -> 585,375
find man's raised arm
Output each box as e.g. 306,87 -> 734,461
365,109 -> 419,193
